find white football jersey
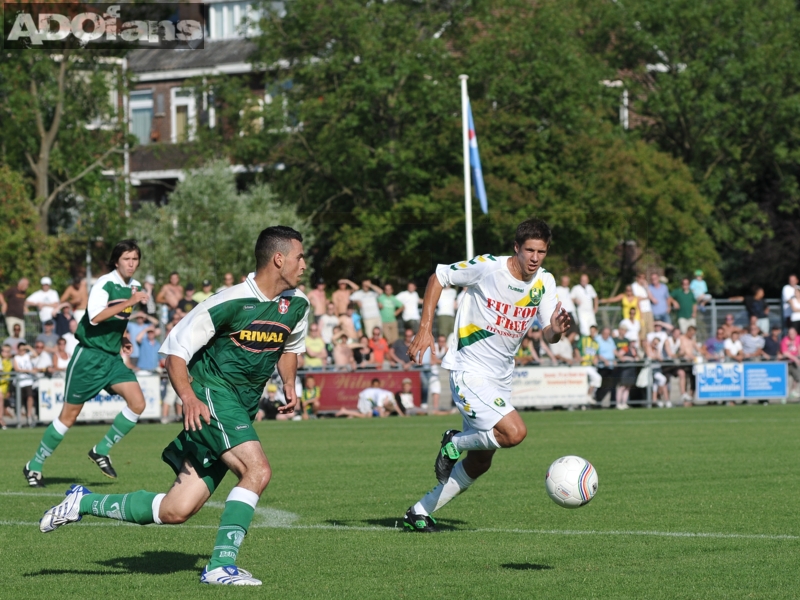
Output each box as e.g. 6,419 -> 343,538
436,254 -> 558,386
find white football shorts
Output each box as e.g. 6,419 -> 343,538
450,370 -> 515,432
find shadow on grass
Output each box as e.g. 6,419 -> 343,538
501,563 -> 553,571
25,551 -> 205,577
325,517 -> 469,531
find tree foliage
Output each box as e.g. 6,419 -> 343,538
129,161 -> 315,286
243,0 -> 719,293
0,166 -> 74,287
0,51 -> 124,233
603,0 -> 800,291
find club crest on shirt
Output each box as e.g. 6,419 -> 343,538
278,297 -> 290,314
515,280 -> 544,308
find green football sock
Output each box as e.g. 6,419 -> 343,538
207,487 -> 258,569
79,490 -> 158,524
29,420 -> 68,472
94,407 -> 139,456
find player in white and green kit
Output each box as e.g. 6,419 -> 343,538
39,226 -> 309,587
24,240 -> 150,487
402,218 -> 572,532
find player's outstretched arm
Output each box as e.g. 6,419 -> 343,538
165,355 -> 210,431
407,273 -> 442,364
276,352 -> 299,414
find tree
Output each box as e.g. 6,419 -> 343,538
0,51 -> 124,232
129,161 -> 315,285
0,165 -> 73,286
242,0 -> 718,292
603,0 -> 800,291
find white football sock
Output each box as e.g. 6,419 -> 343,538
452,429 -> 501,452
412,462 -> 476,516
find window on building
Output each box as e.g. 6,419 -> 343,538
130,90 -> 153,146
207,1 -> 258,40
171,88 -> 196,143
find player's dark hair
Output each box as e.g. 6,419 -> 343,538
108,239 -> 141,269
255,226 -> 303,270
514,218 -> 552,248
371,378 -> 381,386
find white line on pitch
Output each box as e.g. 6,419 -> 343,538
2,519 -> 799,540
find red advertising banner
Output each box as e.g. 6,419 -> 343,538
309,370 -> 422,411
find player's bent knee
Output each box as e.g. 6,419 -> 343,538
242,462 -> 271,494
127,398 -> 146,414
159,505 -> 194,524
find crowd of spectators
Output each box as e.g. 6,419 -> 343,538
3,266 -> 800,426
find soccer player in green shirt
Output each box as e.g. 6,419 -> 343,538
24,240 -> 150,487
39,226 -> 310,587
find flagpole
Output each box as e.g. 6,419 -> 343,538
460,74 -> 474,259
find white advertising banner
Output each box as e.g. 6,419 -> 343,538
511,367 -> 590,407
38,375 -> 162,423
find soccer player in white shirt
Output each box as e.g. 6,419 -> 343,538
402,218 -> 571,532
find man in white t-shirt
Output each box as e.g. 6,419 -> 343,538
350,280 -> 382,338
334,378 -> 402,418
401,218 -> 571,533
782,274 -> 799,328
26,277 -> 60,324
436,285 -> 458,339
571,274 -> 598,336
618,307 -> 641,347
556,275 -> 578,334
632,273 -> 655,342
396,282 -> 423,333
646,322 -> 669,358
724,330 -> 744,362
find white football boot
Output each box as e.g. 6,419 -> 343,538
200,565 -> 262,586
40,484 -> 92,533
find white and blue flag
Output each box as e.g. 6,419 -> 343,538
468,102 -> 488,214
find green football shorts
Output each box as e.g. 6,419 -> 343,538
63,345 -> 139,405
161,382 -> 260,494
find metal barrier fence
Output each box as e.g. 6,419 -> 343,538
595,299 -> 783,341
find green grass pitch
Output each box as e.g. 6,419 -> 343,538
3,405 -> 800,599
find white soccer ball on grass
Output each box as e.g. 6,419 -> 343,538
545,455 -> 598,508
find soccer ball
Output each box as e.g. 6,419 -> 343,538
545,456 -> 598,508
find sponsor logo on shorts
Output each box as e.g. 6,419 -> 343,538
494,398 -> 506,407
462,402 -> 477,419
235,424 -> 249,431
231,320 -> 291,353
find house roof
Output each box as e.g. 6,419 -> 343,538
128,39 -> 258,74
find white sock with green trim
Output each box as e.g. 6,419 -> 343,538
452,429 -> 500,452
413,462 -> 476,516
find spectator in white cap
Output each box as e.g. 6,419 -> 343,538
26,277 -> 60,324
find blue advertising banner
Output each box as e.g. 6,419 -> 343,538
696,362 -> 788,401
